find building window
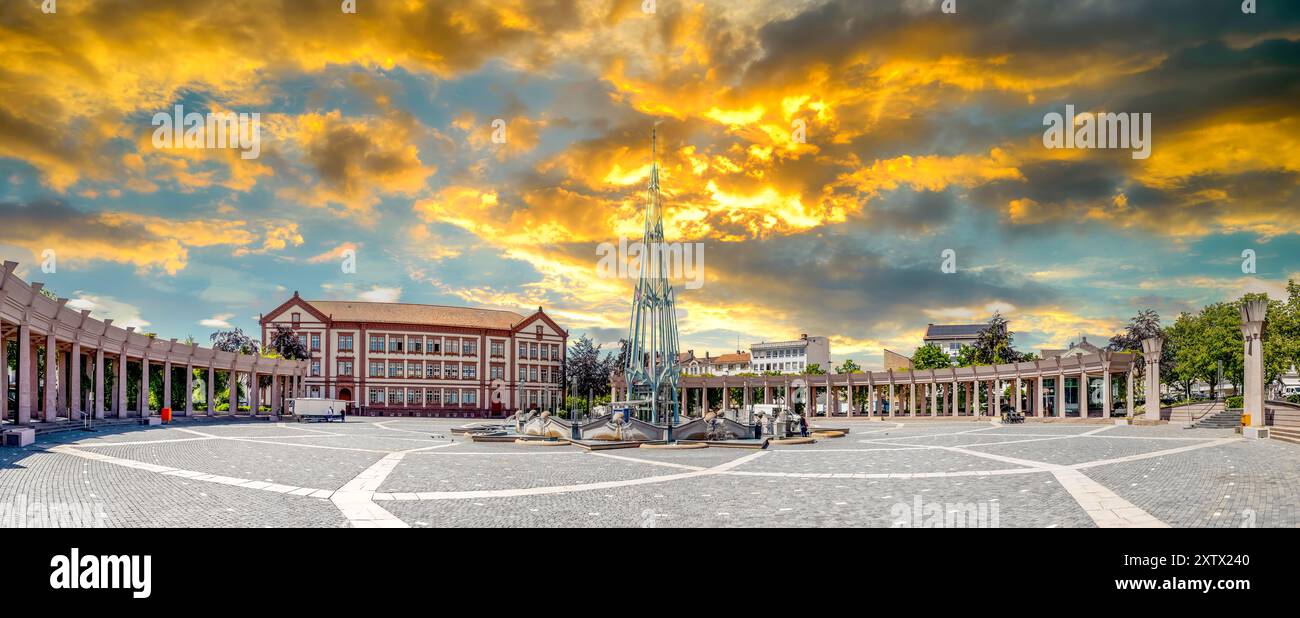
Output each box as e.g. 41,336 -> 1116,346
369,361 -> 384,378
389,362 -> 404,378
464,390 -> 477,405
541,345 -> 549,361
463,364 -> 476,379
529,366 -> 538,382
311,333 -> 321,352
408,389 -> 420,405
518,343 -> 526,358
464,341 -> 477,356
490,365 -> 503,380
338,334 -> 353,352
428,389 -> 441,405
310,360 -> 320,377
339,361 -> 353,377
529,343 -> 538,359
519,366 -> 527,382
432,339 -> 441,354
291,312 -> 301,326
309,386 -> 320,398
369,335 -> 385,353
369,388 -> 382,404
428,363 -> 440,379
389,337 -> 403,353
447,390 -> 459,405
540,367 -> 548,383
409,361 -> 421,377
388,389 -> 402,405
491,341 -> 504,357
446,364 -> 459,379
447,339 -> 460,355
297,334 -> 307,349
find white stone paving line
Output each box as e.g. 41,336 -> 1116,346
332,442 -> 462,528
373,450 -> 769,501
48,444 -> 335,499
875,433 -> 1238,528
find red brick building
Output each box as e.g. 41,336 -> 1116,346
260,294 -> 567,417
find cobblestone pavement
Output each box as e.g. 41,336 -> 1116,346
1,418 -> 1296,528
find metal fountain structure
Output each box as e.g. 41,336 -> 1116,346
621,126 -> 682,426
459,128 -> 765,448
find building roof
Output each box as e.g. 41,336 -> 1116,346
304,300 -> 527,330
923,324 -> 985,339
1041,337 -> 1103,359
712,352 -> 751,364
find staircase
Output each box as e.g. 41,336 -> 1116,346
1272,427 -> 1300,445
1190,408 -> 1241,429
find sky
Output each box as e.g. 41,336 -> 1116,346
2,0 -> 1299,369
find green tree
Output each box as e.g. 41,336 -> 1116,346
266,324 -> 309,360
835,359 -> 861,374
911,343 -> 952,369
802,363 -> 826,375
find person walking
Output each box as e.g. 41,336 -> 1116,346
339,404 -> 346,423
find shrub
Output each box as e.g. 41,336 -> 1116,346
1226,395 -> 1243,409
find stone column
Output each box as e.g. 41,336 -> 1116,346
1015,377 -> 1022,416
272,372 -> 282,415
94,347 -> 105,419
43,334 -> 57,422
1079,367 -> 1088,418
117,353 -> 128,418
1055,375 -> 1065,418
183,363 -> 193,416
1141,338 -> 1163,421
229,368 -> 239,414
993,379 -> 1001,417
950,380 -> 958,416
206,365 -> 215,416
930,381 -> 938,417
1240,301 -> 1266,428
140,356 -> 150,417
1126,369 -> 1135,418
1102,366 -> 1112,418
1037,376 -> 1045,417
763,385 -> 771,404
56,349 -> 68,417
163,359 -> 172,413
909,382 -> 916,417
70,342 -> 82,420
721,381 -> 729,412
887,383 -> 895,417
250,370 -> 260,415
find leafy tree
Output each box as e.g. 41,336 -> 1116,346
969,313 -> 1025,365
802,363 -> 827,375
566,335 -> 617,403
911,343 -> 952,369
955,344 -> 979,367
835,359 -> 861,374
266,324 -> 309,360
210,328 -> 259,355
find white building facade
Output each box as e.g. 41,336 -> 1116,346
750,334 -> 831,373
261,294 -> 567,418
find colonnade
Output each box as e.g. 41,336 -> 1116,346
0,261 -> 308,425
662,350 -> 1136,419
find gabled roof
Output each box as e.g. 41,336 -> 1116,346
713,352 -> 751,364
304,300 -> 526,330
924,324 -> 985,339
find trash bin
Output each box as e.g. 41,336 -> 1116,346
161,407 -> 172,423
1241,413 -> 1250,426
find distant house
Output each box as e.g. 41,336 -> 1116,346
923,324 -> 985,359
1040,337 -> 1103,359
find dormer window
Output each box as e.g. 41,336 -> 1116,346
292,312 -> 301,327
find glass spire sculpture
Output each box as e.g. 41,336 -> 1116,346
623,127 -> 682,424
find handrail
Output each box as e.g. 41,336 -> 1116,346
1188,399 -> 1225,424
